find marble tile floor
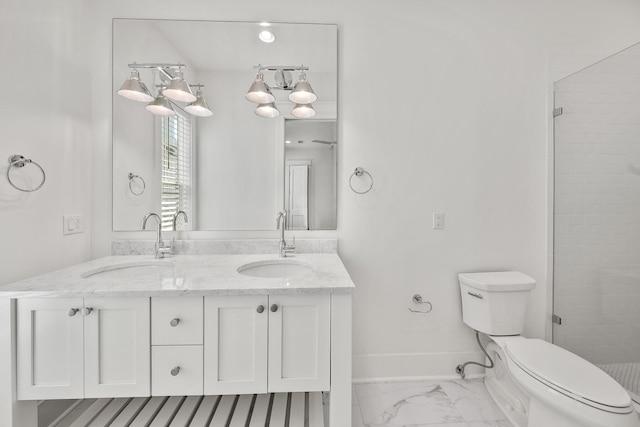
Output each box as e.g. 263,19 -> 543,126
352,379 -> 514,427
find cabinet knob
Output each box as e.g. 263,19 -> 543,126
67,308 -> 79,317
270,304 -> 278,313
170,367 -> 181,376
170,318 -> 180,327
257,305 -> 265,314
81,307 -> 93,316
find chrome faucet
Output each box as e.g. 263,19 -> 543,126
276,210 -> 295,257
172,210 -> 188,231
142,212 -> 172,259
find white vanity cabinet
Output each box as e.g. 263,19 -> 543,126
203,294 -> 330,395
17,297 -> 150,400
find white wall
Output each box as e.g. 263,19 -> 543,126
0,0 -> 92,285
84,0 -> 640,380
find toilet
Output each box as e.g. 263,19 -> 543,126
458,271 -> 640,427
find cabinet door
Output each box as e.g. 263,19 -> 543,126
17,298 -> 84,400
268,294 -> 331,392
84,298 -> 150,398
204,295 -> 268,395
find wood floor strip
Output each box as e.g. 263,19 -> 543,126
248,393 -> 271,427
228,394 -> 254,427
68,398 -> 112,427
109,397 -> 150,427
87,398 -> 130,426
149,396 -> 186,427
289,392 -> 305,427
209,395 -> 236,426
52,399 -> 98,427
129,396 -> 169,427
269,393 -> 288,427
308,392 -> 323,427
168,395 -> 203,427
189,395 -> 220,427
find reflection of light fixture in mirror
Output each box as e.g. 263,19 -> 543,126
117,63 -> 212,118
146,90 -> 176,116
291,103 -> 316,118
255,103 -> 280,118
163,68 -> 196,102
117,69 -> 154,102
245,72 -> 275,103
289,70 -> 317,104
246,65 -> 318,118
185,89 -> 213,117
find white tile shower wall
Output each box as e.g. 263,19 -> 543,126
554,44 -> 640,364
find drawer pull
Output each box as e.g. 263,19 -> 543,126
170,318 -> 180,327
467,291 -> 483,300
270,304 -> 278,313
257,305 -> 265,314
170,367 -> 180,376
81,307 -> 94,316
67,308 -> 79,317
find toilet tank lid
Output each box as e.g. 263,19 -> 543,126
458,271 -> 536,291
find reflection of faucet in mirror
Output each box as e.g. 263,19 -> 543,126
276,211 -> 296,258
172,210 -> 189,231
142,212 -> 173,259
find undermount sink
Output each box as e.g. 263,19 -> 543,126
237,259 -> 314,278
81,261 -> 174,279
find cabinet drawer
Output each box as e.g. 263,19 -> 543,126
152,297 -> 203,345
152,346 -> 203,396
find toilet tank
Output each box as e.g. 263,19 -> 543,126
459,271 -> 536,336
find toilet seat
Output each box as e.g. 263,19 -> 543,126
504,339 -> 633,414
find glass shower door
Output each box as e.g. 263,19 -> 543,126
553,41 -> 640,403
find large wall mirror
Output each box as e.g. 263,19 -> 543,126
112,19 -> 337,231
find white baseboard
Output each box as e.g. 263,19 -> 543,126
353,351 -> 487,383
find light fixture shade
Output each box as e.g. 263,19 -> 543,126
255,102 -> 280,118
163,70 -> 196,102
288,72 -> 317,104
259,30 -> 275,43
245,73 -> 275,103
184,91 -> 213,117
117,69 -> 154,102
291,103 -> 316,118
146,93 -> 176,116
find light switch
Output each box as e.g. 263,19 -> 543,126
63,215 -> 83,235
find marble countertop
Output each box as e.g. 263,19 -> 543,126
0,253 -> 355,297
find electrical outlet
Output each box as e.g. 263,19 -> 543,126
433,212 -> 445,230
63,215 -> 83,235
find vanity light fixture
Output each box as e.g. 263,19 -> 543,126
163,68 -> 196,103
145,89 -> 176,116
184,89 -> 213,117
291,103 -> 316,118
245,72 -> 275,103
117,63 -> 212,118
255,102 -> 280,118
288,70 -> 317,104
117,69 -> 154,102
246,65 -> 317,119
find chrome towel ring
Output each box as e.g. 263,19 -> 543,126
128,172 -> 146,196
408,294 -> 433,314
349,167 -> 373,194
6,155 -> 46,192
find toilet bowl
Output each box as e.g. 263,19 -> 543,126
459,271 -> 640,427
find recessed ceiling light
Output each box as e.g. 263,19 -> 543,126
285,140 -> 291,144
259,30 -> 275,43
